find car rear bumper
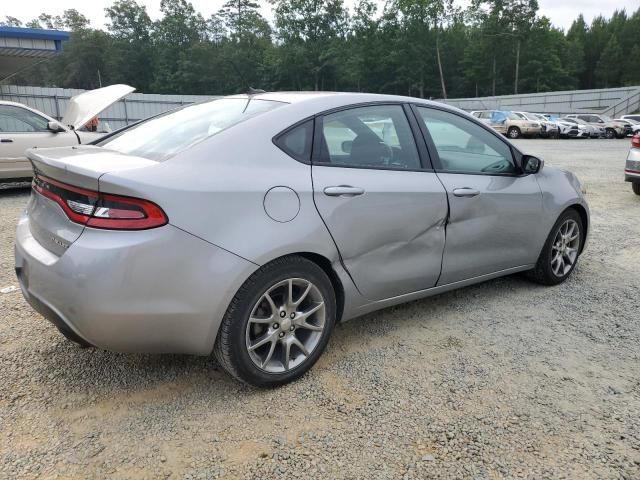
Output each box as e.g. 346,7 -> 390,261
625,149 -> 640,182
14,214 -> 258,355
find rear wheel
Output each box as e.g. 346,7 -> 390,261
508,127 -> 521,139
633,182 -> 640,195
527,209 -> 583,285
214,256 -> 336,387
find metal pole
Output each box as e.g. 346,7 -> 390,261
54,94 -> 60,120
123,98 -> 129,125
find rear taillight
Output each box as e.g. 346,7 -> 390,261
33,174 -> 168,230
632,135 -> 640,149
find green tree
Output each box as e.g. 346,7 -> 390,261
105,0 -> 155,92
622,44 -> 640,85
272,0 -> 349,90
595,35 -> 623,87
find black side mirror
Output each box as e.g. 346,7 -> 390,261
522,155 -> 544,174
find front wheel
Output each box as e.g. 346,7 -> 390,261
633,182 -> 640,195
605,128 -> 616,139
214,256 -> 336,387
527,209 -> 583,285
508,127 -> 521,139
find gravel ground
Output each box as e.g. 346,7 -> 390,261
1,139 -> 639,479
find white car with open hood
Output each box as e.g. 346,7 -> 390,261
0,84 -> 134,180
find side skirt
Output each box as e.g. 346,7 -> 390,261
341,264 -> 534,322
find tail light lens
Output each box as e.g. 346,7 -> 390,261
33,174 -> 168,230
632,134 -> 640,149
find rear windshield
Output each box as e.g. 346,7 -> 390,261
98,98 -> 284,161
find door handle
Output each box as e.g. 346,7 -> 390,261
452,187 -> 480,198
0,138 -> 13,143
323,185 -> 365,197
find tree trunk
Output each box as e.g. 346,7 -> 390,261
514,39 -> 520,94
436,35 -> 447,99
419,71 -> 424,98
492,56 -> 496,96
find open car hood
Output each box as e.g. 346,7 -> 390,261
61,84 -> 135,130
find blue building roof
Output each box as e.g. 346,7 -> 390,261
0,27 -> 70,79
0,27 -> 70,43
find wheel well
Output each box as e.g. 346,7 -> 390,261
567,204 -> 588,253
296,252 -> 345,322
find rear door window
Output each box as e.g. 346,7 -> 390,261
316,105 -> 421,170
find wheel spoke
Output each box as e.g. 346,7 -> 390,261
295,319 -> 323,332
248,331 -> 276,351
294,282 -> 312,307
283,340 -> 292,370
286,279 -> 294,307
249,315 -> 273,325
290,336 -> 309,356
261,339 -> 277,368
264,292 -> 277,314
297,302 -> 323,321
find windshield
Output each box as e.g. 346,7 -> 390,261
506,112 -> 522,120
98,98 -> 285,161
600,115 -> 613,122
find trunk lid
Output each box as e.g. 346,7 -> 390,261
26,145 -> 157,256
61,84 -> 135,130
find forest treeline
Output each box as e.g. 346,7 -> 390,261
2,0 -> 640,98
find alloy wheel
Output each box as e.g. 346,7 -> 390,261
550,219 -> 580,277
245,278 -> 326,373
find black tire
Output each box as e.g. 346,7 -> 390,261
633,182 -> 640,195
214,255 -> 336,387
527,209 -> 584,286
508,126 -> 521,139
605,128 -> 616,139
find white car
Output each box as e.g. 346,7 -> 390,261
614,118 -> 640,135
621,114 -> 640,123
0,85 -> 134,180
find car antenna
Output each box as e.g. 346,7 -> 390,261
225,58 -> 265,96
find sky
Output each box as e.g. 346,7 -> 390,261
5,0 -> 640,32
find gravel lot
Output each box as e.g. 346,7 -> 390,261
1,139 -> 639,479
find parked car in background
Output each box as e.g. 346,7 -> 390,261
0,84 -> 134,180
621,114 -> 640,123
614,118 -> 640,135
471,110 -> 542,139
560,117 -> 599,138
626,134 -> 640,195
512,111 -> 558,138
15,92 -> 589,386
565,114 -> 628,139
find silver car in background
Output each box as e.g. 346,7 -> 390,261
15,93 -> 589,386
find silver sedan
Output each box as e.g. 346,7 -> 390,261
14,92 -> 589,386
